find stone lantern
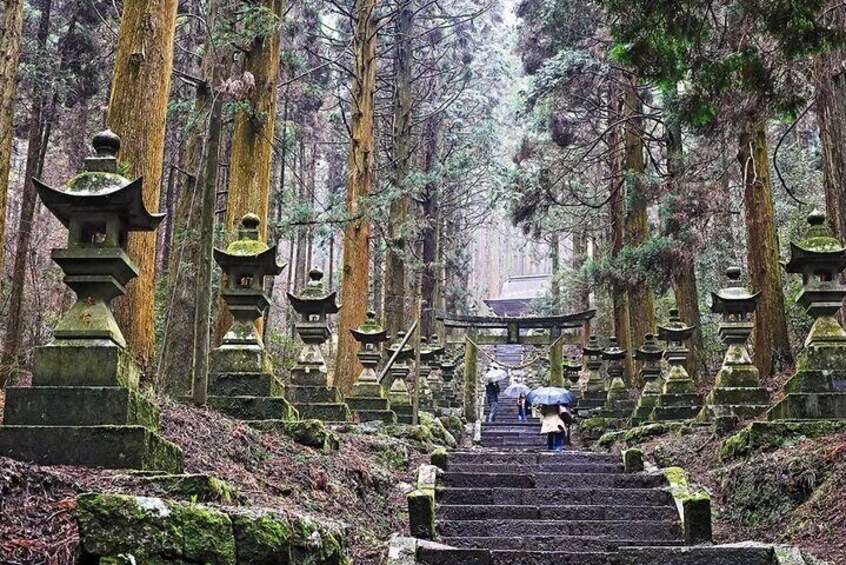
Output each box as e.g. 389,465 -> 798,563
651,309 -> 703,421
427,335 -> 446,409
0,131 -> 182,471
417,337 -> 437,412
438,346 -> 459,410
700,267 -> 769,422
599,338 -> 635,419
576,335 -> 608,413
206,214 -> 294,422
286,269 -> 350,422
564,356 -> 583,400
387,332 -> 416,424
632,333 -> 665,425
347,311 -> 396,423
769,211 -> 846,420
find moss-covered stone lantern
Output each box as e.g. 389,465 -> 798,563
599,338 -> 635,419
564,356 -> 583,400
437,344 -> 459,410
769,211 -> 846,420
0,131 -> 182,471
206,214 -> 294,422
347,311 -> 396,423
576,335 -> 608,413
651,309 -> 703,421
631,333 -> 664,425
700,267 -> 769,423
387,332 -> 416,424
286,269 -> 350,422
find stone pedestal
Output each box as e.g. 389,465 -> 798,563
631,334 -> 664,425
207,348 -> 296,422
651,310 -> 703,422
347,351 -> 396,424
596,377 -> 636,420
576,336 -> 607,414
389,363 -> 414,424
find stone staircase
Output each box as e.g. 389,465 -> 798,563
416,403 -> 777,564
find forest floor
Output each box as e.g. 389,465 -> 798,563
0,394 -> 435,565
608,423 -> 846,565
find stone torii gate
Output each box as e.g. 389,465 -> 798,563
437,310 -> 596,421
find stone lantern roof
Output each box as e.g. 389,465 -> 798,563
583,335 -> 604,358
350,311 -> 389,345
710,267 -> 760,315
658,309 -> 696,346
786,210 -> 846,274
388,331 -> 416,362
214,214 -> 284,279
635,333 -> 664,364
288,269 -> 340,317
602,337 -> 626,362
35,130 -> 163,232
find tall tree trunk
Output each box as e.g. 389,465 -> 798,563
0,0 -> 25,287
213,0 -> 284,343
384,2 -> 413,337
608,85 -> 634,384
336,0 -> 378,392
108,0 -> 179,365
738,113 -> 793,377
814,7 -> 846,319
572,229 -> 591,342
421,113 -> 440,336
294,139 -> 308,290
623,81 -> 655,359
549,233 -> 561,310
666,90 -> 705,382
0,0 -> 52,387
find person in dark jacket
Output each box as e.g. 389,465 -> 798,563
484,375 -> 501,422
517,392 -> 529,423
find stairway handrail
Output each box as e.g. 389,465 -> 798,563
378,318 -> 419,386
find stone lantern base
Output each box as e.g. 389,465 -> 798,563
388,368 -> 414,424
206,347 -> 298,422
575,390 -> 607,415
0,342 -> 183,472
699,345 -> 770,422
286,368 -> 351,423
347,379 -> 397,424
650,369 -> 704,422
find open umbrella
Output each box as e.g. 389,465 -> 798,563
503,383 -> 530,398
481,364 -> 509,384
527,387 -> 574,407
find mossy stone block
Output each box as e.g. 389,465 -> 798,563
768,393 -> 846,420
346,397 -> 390,412
707,387 -> 770,406
210,348 -> 270,375
3,386 -> 159,429
352,410 -> 397,424
651,405 -> 702,421
683,497 -> 713,545
349,383 -> 384,398
250,419 -> 340,450
132,474 -> 241,504
208,372 -> 282,397
0,425 -> 183,472
286,385 -> 342,404
32,342 -> 140,388
76,493 -> 235,564
407,490 -> 436,540
431,448 -> 448,471
293,403 -> 351,422
290,371 -> 331,387
657,393 -> 703,408
623,449 -> 644,473
208,396 -> 297,421
720,420 -> 846,461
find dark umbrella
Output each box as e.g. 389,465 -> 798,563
527,387 -> 574,407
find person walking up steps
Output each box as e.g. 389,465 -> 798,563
483,363 -> 505,422
540,404 -> 567,452
517,392 -> 529,423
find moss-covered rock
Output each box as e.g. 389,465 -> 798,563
719,420 -> 846,461
419,412 -> 457,448
131,474 -> 242,504
251,419 -> 340,451
76,493 -> 237,564
438,414 -> 464,443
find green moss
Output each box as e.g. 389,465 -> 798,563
719,421 -> 846,461
597,430 -> 627,448
225,239 -> 269,256
663,466 -> 710,503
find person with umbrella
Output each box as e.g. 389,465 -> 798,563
483,363 -> 507,422
527,387 -> 574,452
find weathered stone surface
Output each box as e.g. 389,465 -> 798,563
77,493 -> 236,564
719,420 -> 846,461
0,425 -> 183,472
349,382 -> 385,398
617,545 -> 774,565
208,372 -> 282,397
347,396 -> 390,412
207,396 -> 297,421
663,466 -> 712,545
129,474 -> 241,504
250,419 -> 340,450
286,385 -> 342,404
3,386 -> 159,429
623,449 -> 644,473
408,490 -> 436,539
32,342 -> 140,388
210,348 -> 271,375
769,392 -> 846,420
352,409 -> 397,424
293,403 -> 351,422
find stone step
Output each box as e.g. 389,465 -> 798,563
417,546 -> 612,565
438,487 -> 674,507
437,519 -> 681,540
616,545 -> 775,565
351,409 -> 396,424
439,536 -> 685,552
0,425 -> 183,472
286,385 -> 342,404
208,372 -> 282,397
440,472 -> 665,489
448,452 -> 620,465
437,504 -> 678,521
479,439 -> 551,447
208,396 -> 297,421
292,403 -> 351,422
447,463 -> 623,474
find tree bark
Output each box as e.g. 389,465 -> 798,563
0,0 -> 25,286
294,139 -> 308,290
421,113 -> 440,336
213,0 -> 284,343
108,0 -> 179,365
666,92 -> 705,382
0,0 -> 52,387
623,82 -> 655,359
738,113 -> 793,377
336,0 -> 378,392
572,229 -> 591,342
550,233 -> 561,310
384,3 -> 413,338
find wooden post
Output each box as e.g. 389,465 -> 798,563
549,326 -> 564,387
463,327 -> 479,421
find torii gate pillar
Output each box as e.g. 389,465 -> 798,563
463,327 -> 479,422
